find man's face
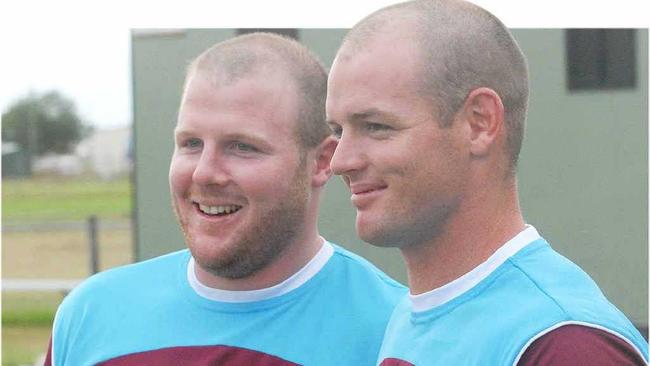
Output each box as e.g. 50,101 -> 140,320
170,70 -> 309,279
326,34 -> 470,249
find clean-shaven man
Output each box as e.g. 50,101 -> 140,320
326,1 -> 648,364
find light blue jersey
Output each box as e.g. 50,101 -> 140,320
378,227 -> 648,365
50,241 -> 405,365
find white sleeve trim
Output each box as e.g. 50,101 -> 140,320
512,320 -> 649,365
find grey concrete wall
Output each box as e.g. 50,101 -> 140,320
515,29 -> 648,326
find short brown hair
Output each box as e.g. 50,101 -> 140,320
344,0 -> 529,173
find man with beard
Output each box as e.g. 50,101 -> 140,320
326,0 -> 648,365
46,33 -> 405,366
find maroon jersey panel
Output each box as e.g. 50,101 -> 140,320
518,324 -> 646,366
93,345 -> 298,366
43,337 -> 53,366
379,357 -> 415,366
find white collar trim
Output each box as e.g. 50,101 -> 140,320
410,225 -> 541,312
188,239 -> 334,303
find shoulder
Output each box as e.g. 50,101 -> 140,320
314,242 -> 407,337
51,250 -> 190,364
502,240 -> 648,363
505,239 -> 615,319
517,324 -> 647,366
321,242 -> 407,308
58,249 -> 189,314
328,242 -> 406,290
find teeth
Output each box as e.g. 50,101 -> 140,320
198,204 -> 241,215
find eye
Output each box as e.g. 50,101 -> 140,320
229,141 -> 259,153
181,137 -> 202,149
327,123 -> 343,139
365,122 -> 391,133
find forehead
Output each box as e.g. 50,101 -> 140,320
327,32 -> 427,121
178,70 -> 299,134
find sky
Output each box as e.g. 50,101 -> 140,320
2,0 -> 648,130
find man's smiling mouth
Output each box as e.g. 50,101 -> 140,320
195,203 -> 243,216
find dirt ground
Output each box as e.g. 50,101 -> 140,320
2,224 -> 133,279
2,223 -> 133,365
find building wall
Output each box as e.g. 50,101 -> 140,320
132,29 -> 648,327
516,29 -> 648,327
77,127 -> 132,179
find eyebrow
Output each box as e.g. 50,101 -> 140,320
173,128 -> 193,139
351,108 -> 384,121
327,108 -> 399,125
173,128 -> 275,150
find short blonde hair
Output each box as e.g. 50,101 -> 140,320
186,32 -> 331,150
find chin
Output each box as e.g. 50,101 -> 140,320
357,222 -> 399,248
189,237 -> 230,263
358,211 -> 422,248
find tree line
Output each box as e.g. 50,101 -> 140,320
2,91 -> 92,157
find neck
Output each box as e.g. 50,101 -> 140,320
196,232 -> 323,291
401,176 -> 525,295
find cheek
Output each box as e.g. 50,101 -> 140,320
385,145 -> 455,201
414,149 -> 467,201
246,171 -> 293,200
169,158 -> 194,192
235,157 -> 301,196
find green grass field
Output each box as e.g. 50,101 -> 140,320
2,293 -> 67,365
2,176 -> 131,223
2,326 -> 52,366
2,292 -> 64,327
2,176 -> 133,365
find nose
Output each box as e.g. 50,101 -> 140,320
192,148 -> 230,186
330,132 -> 366,177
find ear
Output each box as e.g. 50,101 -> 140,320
310,136 -> 338,188
462,87 -> 505,158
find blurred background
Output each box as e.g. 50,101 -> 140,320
2,2 -> 648,366
1,25 -> 133,365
